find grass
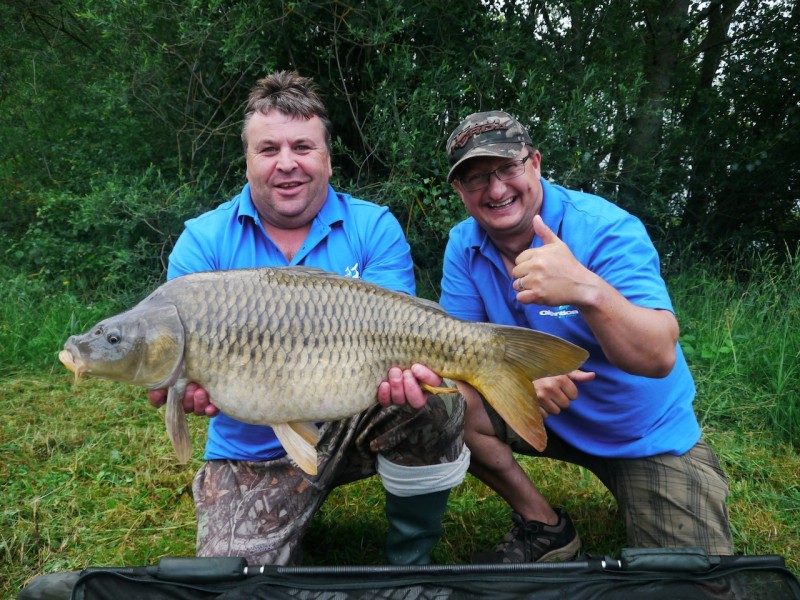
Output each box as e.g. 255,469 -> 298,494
2,254 -> 799,596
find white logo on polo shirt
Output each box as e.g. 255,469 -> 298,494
539,305 -> 579,318
345,262 -> 360,278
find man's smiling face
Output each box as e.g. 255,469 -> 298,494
245,109 -> 333,230
453,147 -> 544,241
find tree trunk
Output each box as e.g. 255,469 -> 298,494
616,0 -> 690,219
681,0 -> 744,235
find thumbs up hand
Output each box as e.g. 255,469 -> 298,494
511,215 -> 593,307
531,213 -> 561,246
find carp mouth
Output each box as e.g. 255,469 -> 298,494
59,349 -> 88,385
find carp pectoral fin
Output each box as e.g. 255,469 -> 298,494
166,384 -> 193,463
472,370 -> 548,452
273,422 -> 319,476
421,383 -> 459,395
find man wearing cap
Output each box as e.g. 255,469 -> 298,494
436,110 -> 733,562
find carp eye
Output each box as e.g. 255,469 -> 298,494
106,332 -> 121,345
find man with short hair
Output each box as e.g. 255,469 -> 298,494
152,71 -> 469,567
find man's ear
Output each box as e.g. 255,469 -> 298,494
451,180 -> 468,204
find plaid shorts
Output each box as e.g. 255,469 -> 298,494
485,403 -> 734,555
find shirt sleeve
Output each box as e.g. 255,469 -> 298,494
439,230 -> 488,321
582,213 -> 674,313
357,207 -> 416,296
166,220 -> 219,280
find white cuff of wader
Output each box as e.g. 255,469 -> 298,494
377,446 -> 471,497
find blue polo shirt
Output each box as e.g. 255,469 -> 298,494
440,179 -> 700,458
168,183 -> 415,461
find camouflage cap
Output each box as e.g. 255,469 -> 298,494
446,111 -> 532,182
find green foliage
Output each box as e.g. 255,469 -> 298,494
1,377 -> 199,590
0,3 -> 180,197
673,250 -> 800,447
3,0 -> 798,285
0,268 -> 117,375
4,168 -> 221,301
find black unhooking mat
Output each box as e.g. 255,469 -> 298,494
71,549 -> 800,600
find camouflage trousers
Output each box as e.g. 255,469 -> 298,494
193,394 -> 465,566
485,403 -> 733,555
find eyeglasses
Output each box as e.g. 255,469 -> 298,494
458,153 -> 532,192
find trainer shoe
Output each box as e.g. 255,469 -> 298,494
473,508 -> 581,563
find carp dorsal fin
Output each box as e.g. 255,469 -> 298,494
281,265 -> 329,276
166,379 -> 192,463
276,266 -> 451,315
412,296 -> 450,315
273,422 -> 319,476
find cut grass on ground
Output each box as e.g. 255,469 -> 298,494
2,374 -> 798,598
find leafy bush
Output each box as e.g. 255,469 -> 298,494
5,168 -> 223,302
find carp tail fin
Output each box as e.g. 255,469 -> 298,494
471,368 -> 549,451
498,326 -> 589,383
470,326 -> 588,451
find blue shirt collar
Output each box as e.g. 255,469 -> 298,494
236,183 -> 344,228
236,183 -> 345,265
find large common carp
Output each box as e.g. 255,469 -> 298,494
59,267 -> 588,475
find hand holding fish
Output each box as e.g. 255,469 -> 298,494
148,383 -> 219,417
377,364 -> 443,409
